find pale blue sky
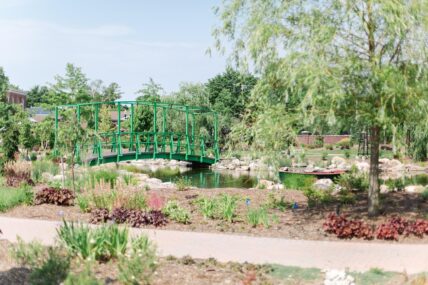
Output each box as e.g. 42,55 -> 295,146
0,0 -> 226,99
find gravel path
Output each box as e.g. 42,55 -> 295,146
1,216 -> 428,274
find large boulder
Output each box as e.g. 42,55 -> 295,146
331,156 -> 347,166
313,179 -> 334,191
324,270 -> 355,285
405,185 -> 425,194
355,161 -> 370,173
380,184 -> 389,194
379,158 -> 404,172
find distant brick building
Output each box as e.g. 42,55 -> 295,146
6,90 -> 27,108
296,134 -> 350,146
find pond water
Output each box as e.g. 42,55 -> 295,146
129,166 -> 262,188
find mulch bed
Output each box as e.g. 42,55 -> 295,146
1,188 -> 428,243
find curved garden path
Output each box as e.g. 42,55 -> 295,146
1,216 -> 427,274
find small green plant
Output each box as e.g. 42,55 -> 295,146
321,151 -> 328,161
118,236 -> 157,285
196,197 -> 217,219
57,221 -> 128,261
29,247 -> 70,285
336,138 -> 351,149
88,169 -> 119,189
421,188 -> 428,201
344,150 -> 351,159
10,237 -> 46,268
91,191 -> 117,211
175,177 -> 192,191
247,207 -> 270,228
76,195 -> 91,213
336,169 -> 368,192
303,187 -> 333,207
123,174 -> 138,186
282,173 -> 316,190
64,265 -> 101,285
218,194 -> 238,222
265,193 -> 289,211
125,191 -> 147,210
30,152 -> 38,161
162,200 -> 191,224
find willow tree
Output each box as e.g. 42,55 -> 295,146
214,0 -> 428,216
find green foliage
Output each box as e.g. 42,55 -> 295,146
118,236 -> 157,285
123,173 -> 137,186
34,117 -> 55,150
303,188 -> 333,207
20,120 -> 36,154
29,247 -> 70,285
264,193 -> 289,212
384,178 -> 405,192
76,195 -> 91,213
64,265 -> 101,285
10,237 -> 46,268
134,78 -> 162,132
421,188 -> 428,201
175,177 -> 191,191
336,167 -> 368,192
344,150 -> 351,159
247,207 -> 270,228
268,265 -> 322,282
337,138 -> 351,150
218,194 -> 238,222
124,191 -> 147,210
281,173 -> 316,190
0,184 -> 33,212
88,169 -> 119,189
57,221 -> 128,261
0,67 -> 9,103
27,85 -> 49,107
32,159 -> 59,182
196,197 -> 217,219
162,200 -> 190,224
321,151 -> 328,161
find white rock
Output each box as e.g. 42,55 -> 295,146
52,175 -> 64,181
324,269 -> 355,285
355,161 -> 370,173
41,172 -> 54,181
405,185 -> 425,194
258,179 -> 275,189
331,156 -> 347,166
380,184 -> 389,194
146,178 -> 162,184
313,179 -> 334,191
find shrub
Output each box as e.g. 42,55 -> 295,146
57,221 -> 128,261
314,136 -> 324,148
323,213 -> 374,239
89,208 -> 167,228
32,160 -> 59,182
282,173 -> 316,190
3,160 -> 33,187
118,236 -> 157,285
64,266 -> 101,285
175,177 -> 191,191
10,237 -> 46,268
89,208 -> 110,224
384,178 -> 405,192
29,247 -> 70,285
123,174 -> 137,186
35,187 -> 75,206
0,184 -> 33,212
90,191 -> 117,211
324,144 -> 334,150
247,207 -> 270,228
421,188 -> 428,201
336,171 -> 368,192
344,150 -> 351,159
321,151 -> 328,161
76,195 -> 90,213
336,138 -> 351,149
162,200 -> 191,224
303,188 -> 333,207
196,195 -> 237,222
264,193 -> 289,211
30,152 -> 38,161
124,191 -> 147,210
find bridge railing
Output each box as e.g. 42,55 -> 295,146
80,131 -> 218,165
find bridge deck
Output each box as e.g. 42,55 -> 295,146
87,151 -> 217,166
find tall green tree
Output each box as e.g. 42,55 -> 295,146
27,85 -> 49,107
0,67 -> 9,103
214,0 -> 428,216
49,63 -> 91,105
134,79 -> 163,132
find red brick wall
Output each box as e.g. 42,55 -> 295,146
7,91 -> 26,108
296,135 -> 350,145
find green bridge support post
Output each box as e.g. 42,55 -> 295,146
76,105 -> 81,161
185,106 -> 190,160
191,113 -> 195,155
214,112 -> 219,162
162,107 -> 166,152
153,102 -> 157,158
130,103 -> 134,151
54,107 -> 58,156
117,102 -> 122,162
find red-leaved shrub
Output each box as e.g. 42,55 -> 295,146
35,187 -> 75,206
323,213 -> 374,240
147,193 -> 165,210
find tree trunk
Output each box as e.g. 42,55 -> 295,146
61,156 -> 65,189
368,125 -> 380,216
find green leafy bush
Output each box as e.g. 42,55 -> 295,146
10,237 -> 46,268
30,152 -> 38,161
281,173 -> 316,190
336,168 -> 368,192
123,174 -> 138,186
29,248 -> 70,285
218,194 -> 238,222
175,177 -> 191,191
196,197 -> 217,219
118,236 -> 157,285
421,188 -> 428,201
321,151 -> 328,161
124,191 -> 147,210
64,266 -> 101,285
264,193 -> 289,211
247,207 -> 270,228
196,195 -> 238,222
303,188 -> 333,207
76,195 -> 90,213
162,200 -> 190,224
344,150 -> 351,159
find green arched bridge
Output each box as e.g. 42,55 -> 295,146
53,101 -> 220,165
